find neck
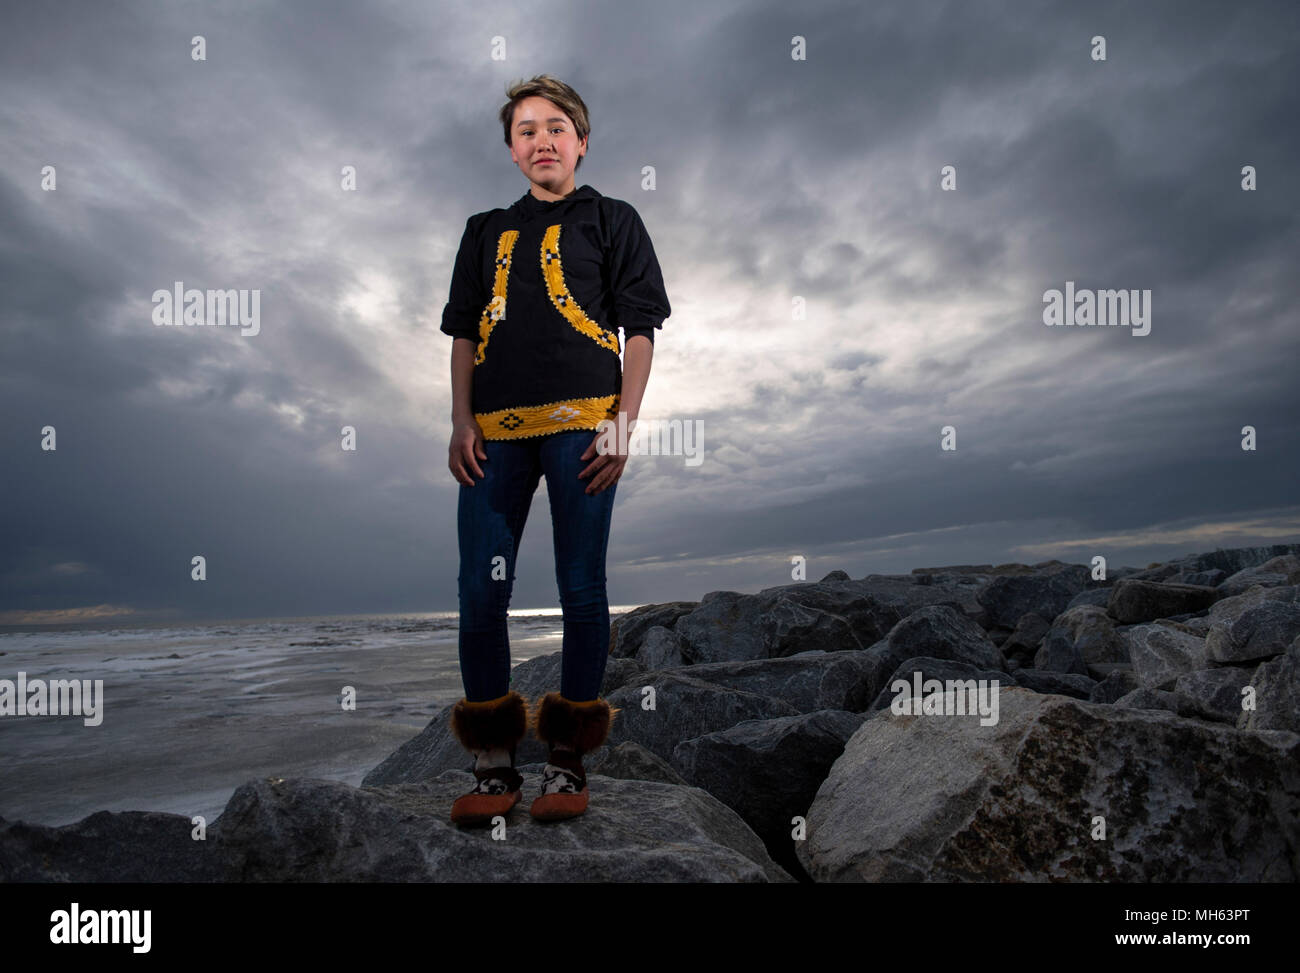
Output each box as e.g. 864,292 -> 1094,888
530,180 -> 577,203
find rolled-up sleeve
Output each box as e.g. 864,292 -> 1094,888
608,204 -> 670,343
440,215 -> 486,343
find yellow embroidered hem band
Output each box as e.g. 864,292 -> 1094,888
475,394 -> 621,441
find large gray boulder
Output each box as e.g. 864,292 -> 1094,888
1065,588 -> 1114,611
508,650 -> 645,700
589,741 -> 688,785
673,587 -> 902,664
975,561 -> 1097,629
1000,612 -> 1050,667
634,626 -> 688,669
1113,687 -> 1203,719
1088,667 -> 1141,703
218,775 -> 793,881
1186,544 -> 1300,575
1238,636 -> 1300,734
868,657 -> 1010,712
1216,555 -> 1300,597
869,605 -> 1005,673
1205,592 -> 1300,664
1207,583 -> 1299,625
0,775 -> 794,882
1173,666 -> 1257,724
0,810 -> 228,882
833,573 -> 988,623
797,687 -> 1300,881
603,673 -> 802,763
1011,668 -> 1097,700
1034,605 -> 1128,675
671,710 -> 866,877
1127,544 -> 1300,583
653,650 -> 887,715
1126,621 -> 1211,690
1107,579 -> 1219,624
610,602 -> 699,659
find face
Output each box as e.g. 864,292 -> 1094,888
508,95 -> 587,200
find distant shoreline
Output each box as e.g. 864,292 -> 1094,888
0,606 -> 645,636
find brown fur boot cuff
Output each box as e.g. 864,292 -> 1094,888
530,692 -> 619,755
450,690 -> 529,754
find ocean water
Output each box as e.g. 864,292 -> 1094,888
0,609 -> 636,828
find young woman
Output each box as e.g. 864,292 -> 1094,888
439,75 -> 670,824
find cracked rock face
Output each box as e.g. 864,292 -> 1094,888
218,774 -> 794,882
1239,636 -> 1300,733
796,687 -> 1300,882
1107,579 -> 1219,624
1,773 -> 794,883
1126,621 -> 1212,689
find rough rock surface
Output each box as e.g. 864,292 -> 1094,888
1,774 -> 792,882
671,709 -> 866,879
7,542 -> 1300,883
797,688 -> 1300,881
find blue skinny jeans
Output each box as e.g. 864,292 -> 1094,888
456,428 -> 617,703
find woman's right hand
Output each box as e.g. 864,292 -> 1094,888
449,418 -> 487,485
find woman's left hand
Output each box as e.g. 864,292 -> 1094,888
578,433 -> 629,494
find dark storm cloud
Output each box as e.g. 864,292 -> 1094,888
1,0 -> 1297,624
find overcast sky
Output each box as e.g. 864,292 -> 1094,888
2,0 -> 1297,627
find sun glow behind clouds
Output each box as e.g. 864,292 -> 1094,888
341,265 -> 402,328
337,264 -> 419,400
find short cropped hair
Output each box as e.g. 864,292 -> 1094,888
499,74 -> 591,171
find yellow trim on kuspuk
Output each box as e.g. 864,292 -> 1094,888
474,230 -> 520,365
539,224 -> 621,355
475,394 -> 621,441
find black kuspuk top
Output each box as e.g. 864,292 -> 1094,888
440,184 -> 671,440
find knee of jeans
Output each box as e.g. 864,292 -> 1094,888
459,567 -> 514,610
556,575 -> 608,610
